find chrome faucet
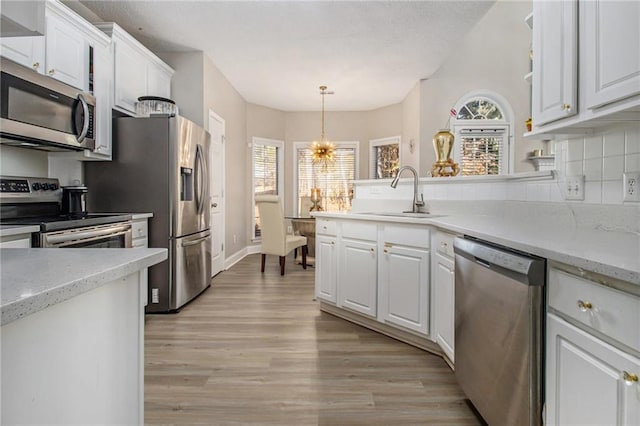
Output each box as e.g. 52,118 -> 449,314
390,165 -> 425,213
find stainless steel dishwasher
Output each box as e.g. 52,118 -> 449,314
453,236 -> 545,426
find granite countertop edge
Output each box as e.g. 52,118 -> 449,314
312,212 -> 640,286
1,248 -> 167,326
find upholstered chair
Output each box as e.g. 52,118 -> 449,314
255,195 -> 308,275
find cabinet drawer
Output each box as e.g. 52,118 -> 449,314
131,238 -> 146,248
132,220 -> 148,240
549,268 -> 640,352
316,219 -> 337,236
341,221 -> 377,241
380,223 -> 430,249
434,231 -> 455,257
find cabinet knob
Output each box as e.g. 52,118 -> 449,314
577,300 -> 593,312
370,248 -> 375,253
32,62 -> 40,69
330,241 -> 335,245
562,103 -> 572,111
623,371 -> 638,385
441,242 -> 447,248
48,69 -> 55,76
383,249 -> 388,254
212,203 -> 218,207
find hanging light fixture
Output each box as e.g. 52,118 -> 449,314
311,85 -> 335,171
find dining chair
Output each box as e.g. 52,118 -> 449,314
255,195 -> 308,275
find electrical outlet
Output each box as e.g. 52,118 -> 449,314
564,175 -> 585,201
151,288 -> 159,304
287,225 -> 293,233
623,172 -> 640,202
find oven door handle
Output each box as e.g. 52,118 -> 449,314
44,224 -> 131,246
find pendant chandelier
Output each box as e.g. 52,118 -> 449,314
311,85 -> 335,171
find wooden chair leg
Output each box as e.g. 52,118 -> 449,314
261,254 -> 266,273
279,256 -> 285,275
302,245 -> 308,269
294,248 -> 297,259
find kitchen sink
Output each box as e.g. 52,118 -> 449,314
359,212 -> 444,219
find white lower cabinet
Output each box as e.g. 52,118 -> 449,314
131,215 -> 151,306
338,237 -> 377,318
315,234 -> 337,303
0,235 -> 31,248
378,223 -> 430,335
431,230 -> 456,363
546,313 -> 640,426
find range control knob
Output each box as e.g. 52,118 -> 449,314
32,183 -> 41,191
49,183 -> 58,190
41,183 -> 50,190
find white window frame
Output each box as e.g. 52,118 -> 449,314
292,141 -> 360,215
252,137 -> 284,241
450,90 -> 515,175
369,136 -> 401,179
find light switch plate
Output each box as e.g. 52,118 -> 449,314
564,175 -> 585,200
623,172 -> 640,202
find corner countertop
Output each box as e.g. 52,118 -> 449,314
312,212 -> 640,286
131,213 -> 153,220
0,248 -> 167,326
0,225 -> 40,237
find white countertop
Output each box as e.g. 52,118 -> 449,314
0,248 -> 167,326
0,225 -> 40,237
131,213 -> 153,220
313,212 -> 640,286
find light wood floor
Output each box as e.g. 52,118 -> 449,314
144,254 -> 481,425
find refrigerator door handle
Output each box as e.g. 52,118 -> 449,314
195,144 -> 207,216
181,233 -> 211,247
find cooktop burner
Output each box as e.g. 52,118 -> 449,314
1,213 -> 133,232
0,175 -> 131,232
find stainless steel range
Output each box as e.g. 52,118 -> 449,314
0,175 -> 132,248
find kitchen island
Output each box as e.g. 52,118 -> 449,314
1,247 -> 167,425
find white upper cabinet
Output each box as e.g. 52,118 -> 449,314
530,0 -> 640,136
0,36 -> 44,72
44,10 -> 86,89
531,0 -> 577,126
96,23 -> 174,116
582,0 -> 640,109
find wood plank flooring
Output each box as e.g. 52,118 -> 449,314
144,254 -> 481,425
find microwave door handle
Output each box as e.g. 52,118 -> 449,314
76,94 -> 90,143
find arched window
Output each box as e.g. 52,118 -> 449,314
451,91 -> 514,175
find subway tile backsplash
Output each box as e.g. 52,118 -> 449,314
354,123 -> 640,206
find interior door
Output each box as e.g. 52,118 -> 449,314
208,110 -> 225,277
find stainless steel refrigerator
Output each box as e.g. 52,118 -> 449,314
85,115 -> 211,313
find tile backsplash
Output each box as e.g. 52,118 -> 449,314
554,123 -> 640,204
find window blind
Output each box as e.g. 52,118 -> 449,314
458,128 -> 505,176
297,146 -> 355,212
253,143 -> 280,237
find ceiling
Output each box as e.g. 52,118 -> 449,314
76,0 -> 495,112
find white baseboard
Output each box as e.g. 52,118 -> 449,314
224,245 -> 261,270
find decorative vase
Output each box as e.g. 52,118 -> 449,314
431,129 -> 460,177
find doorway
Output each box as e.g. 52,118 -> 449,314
208,110 -> 226,277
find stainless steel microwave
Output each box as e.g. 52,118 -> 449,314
0,57 -> 95,151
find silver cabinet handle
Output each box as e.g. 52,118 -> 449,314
32,62 -> 40,70
212,203 -> 218,207
623,371 -> 638,386
48,69 -> 55,75
577,300 -> 593,312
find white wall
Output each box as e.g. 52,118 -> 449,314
0,146 -> 49,177
418,0 -> 536,175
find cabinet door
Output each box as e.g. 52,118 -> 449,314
378,244 -> 430,335
45,13 -> 86,90
0,36 -> 44,72
583,0 -> 640,109
89,41 -> 112,158
113,40 -> 146,114
531,0 -> 577,126
146,64 -> 171,98
0,237 -> 31,248
546,314 -> 640,426
434,253 -> 455,362
338,238 -> 377,318
315,235 -> 337,303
